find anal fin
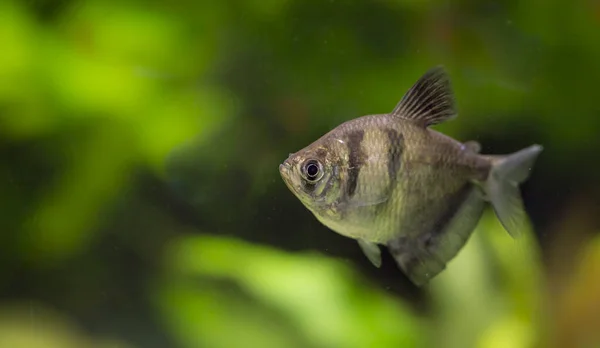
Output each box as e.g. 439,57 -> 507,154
388,237 -> 446,286
387,184 -> 486,286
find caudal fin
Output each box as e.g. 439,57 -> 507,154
485,144 -> 543,238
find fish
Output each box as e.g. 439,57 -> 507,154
278,66 -> 543,286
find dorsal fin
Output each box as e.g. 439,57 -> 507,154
390,66 -> 457,127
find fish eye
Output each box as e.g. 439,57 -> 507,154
302,159 -> 323,182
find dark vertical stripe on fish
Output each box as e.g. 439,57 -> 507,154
424,183 -> 473,245
385,128 -> 404,182
346,130 -> 365,198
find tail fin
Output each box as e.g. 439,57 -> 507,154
484,145 -> 543,238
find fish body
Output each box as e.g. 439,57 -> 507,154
279,67 -> 542,285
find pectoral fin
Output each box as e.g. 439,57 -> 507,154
357,239 -> 382,268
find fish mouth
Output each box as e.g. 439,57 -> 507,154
279,161 -> 294,188
279,157 -> 293,171
279,162 -> 290,175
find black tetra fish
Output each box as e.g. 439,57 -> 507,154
279,66 -> 542,286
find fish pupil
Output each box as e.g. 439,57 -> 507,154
303,159 -> 322,182
306,163 -> 319,178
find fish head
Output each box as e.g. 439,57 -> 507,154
279,140 -> 343,211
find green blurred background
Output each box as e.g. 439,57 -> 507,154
1,0 -> 599,347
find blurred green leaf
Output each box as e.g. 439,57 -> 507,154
157,235 -> 426,348
0,302 -> 133,348
429,210 -> 545,348
552,234 -> 600,348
